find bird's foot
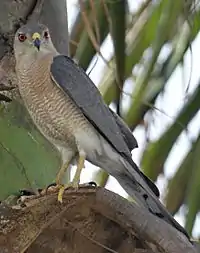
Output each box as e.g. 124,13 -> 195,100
58,181 -> 79,203
43,181 -> 97,203
87,181 -> 97,187
44,183 -> 60,194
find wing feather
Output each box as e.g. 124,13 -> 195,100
50,55 -> 131,156
108,108 -> 138,151
50,55 -> 159,197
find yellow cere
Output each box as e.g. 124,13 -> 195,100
32,32 -> 41,40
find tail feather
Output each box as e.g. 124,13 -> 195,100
91,135 -> 190,240
118,157 -> 190,240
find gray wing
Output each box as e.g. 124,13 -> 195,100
50,55 -> 131,157
50,55 -> 159,197
108,109 -> 138,152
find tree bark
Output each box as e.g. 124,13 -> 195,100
0,187 -> 198,253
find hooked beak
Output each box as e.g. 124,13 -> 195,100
32,33 -> 41,51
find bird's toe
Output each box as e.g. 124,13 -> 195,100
57,182 -> 80,203
87,181 -> 97,187
57,185 -> 65,203
41,183 -> 62,196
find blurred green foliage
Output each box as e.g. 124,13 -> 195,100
0,101 -> 61,199
69,0 -> 200,237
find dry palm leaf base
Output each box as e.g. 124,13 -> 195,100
0,186 -> 198,253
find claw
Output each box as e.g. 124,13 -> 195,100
87,181 -> 97,187
58,181 -> 79,203
41,183 -> 61,196
58,185 -> 65,203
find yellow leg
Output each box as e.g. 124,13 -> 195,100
56,161 -> 70,185
72,153 -> 85,186
58,152 -> 86,203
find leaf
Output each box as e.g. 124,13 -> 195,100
75,1 -> 109,70
70,0 -> 91,57
107,0 -> 127,115
141,83 -> 200,181
99,0 -> 181,104
0,101 -> 61,200
165,135 -> 200,215
125,0 -> 184,127
93,169 -> 109,187
125,12 -> 200,129
185,136 -> 200,235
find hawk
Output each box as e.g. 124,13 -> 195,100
13,23 -> 189,239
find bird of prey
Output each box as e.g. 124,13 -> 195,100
14,23 -> 189,239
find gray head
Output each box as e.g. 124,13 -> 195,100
14,23 -> 57,63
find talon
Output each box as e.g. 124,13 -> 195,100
57,182 -> 80,203
45,182 -> 58,194
39,183 -> 62,196
87,181 -> 97,187
58,185 -> 65,203
19,189 -> 36,197
46,182 -> 57,189
19,188 -> 41,197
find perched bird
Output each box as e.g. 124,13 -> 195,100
14,23 -> 189,240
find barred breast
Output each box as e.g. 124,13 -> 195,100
16,53 -> 93,150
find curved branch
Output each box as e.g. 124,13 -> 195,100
0,187 -> 197,253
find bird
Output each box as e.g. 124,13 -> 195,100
14,23 -> 189,240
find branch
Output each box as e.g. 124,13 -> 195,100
0,187 -> 197,253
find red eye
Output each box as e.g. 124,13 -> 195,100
44,31 -> 49,39
18,33 -> 27,42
